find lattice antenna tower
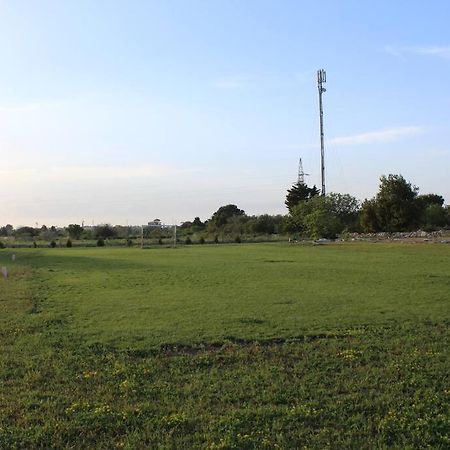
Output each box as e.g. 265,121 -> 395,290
317,69 -> 327,195
297,157 -> 309,184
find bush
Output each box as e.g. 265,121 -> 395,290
126,239 -> 133,247
94,224 -> 116,239
199,236 -> 205,244
235,235 -> 242,243
33,241 -> 37,248
97,238 -> 105,247
66,239 -> 72,248
185,236 -> 192,245
0,241 -> 5,249
50,240 -> 57,248
214,235 -> 219,244
158,238 -> 163,245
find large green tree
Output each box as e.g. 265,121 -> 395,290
361,174 -> 420,232
285,182 -> 320,213
211,204 -> 245,227
291,193 -> 360,239
0,224 -> 13,237
360,199 -> 380,233
416,194 -> 444,209
416,194 -> 447,229
66,224 -> 83,240
94,224 -> 117,239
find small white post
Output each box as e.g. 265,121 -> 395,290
1,266 -> 8,279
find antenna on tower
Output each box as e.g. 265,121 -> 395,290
317,69 -> 327,196
297,157 -> 309,184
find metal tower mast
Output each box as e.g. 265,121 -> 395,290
297,157 -> 309,184
317,69 -> 326,195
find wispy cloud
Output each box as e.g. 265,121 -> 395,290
0,164 -> 200,183
385,45 -> 450,59
328,126 -> 424,146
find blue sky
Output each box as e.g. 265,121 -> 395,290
1,0 -> 449,226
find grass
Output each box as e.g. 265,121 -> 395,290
0,242 -> 449,448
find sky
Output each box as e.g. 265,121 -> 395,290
1,0 -> 449,226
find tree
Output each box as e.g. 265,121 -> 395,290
281,215 -> 300,234
66,224 -> 83,240
15,226 -> 38,238
416,194 -> 444,209
40,225 -> 58,241
192,217 -> 205,230
371,175 -> 420,232
95,224 -> 117,239
291,193 -> 360,239
377,174 -> 419,231
285,182 -> 320,213
360,199 -> 380,233
211,204 -> 245,227
416,194 -> 446,229
0,224 -> 13,237
291,196 -> 341,239
327,193 -> 360,230
423,204 -> 447,229
251,214 -> 277,234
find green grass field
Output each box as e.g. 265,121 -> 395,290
1,243 -> 449,448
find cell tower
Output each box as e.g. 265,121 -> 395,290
317,69 -> 326,196
297,157 -> 309,184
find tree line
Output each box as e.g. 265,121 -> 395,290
1,173 -> 449,246
284,174 -> 449,238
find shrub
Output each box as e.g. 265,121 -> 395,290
158,238 -> 163,245
66,239 -> 72,248
214,235 -> 219,244
97,238 -> 105,247
185,236 -> 192,245
235,235 -> 242,243
50,240 -> 57,248
33,241 -> 37,248
126,239 -> 133,247
0,241 -> 5,249
199,236 -> 205,244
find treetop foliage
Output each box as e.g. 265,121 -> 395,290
285,182 -> 320,213
211,204 -> 245,227
359,174 -> 442,233
290,193 -> 360,239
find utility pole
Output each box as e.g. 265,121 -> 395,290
317,69 -> 327,196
